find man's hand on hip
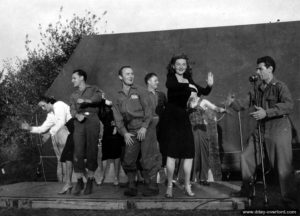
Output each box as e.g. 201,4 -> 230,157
124,132 -> 134,146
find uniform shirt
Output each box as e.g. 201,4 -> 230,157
113,85 -> 152,136
31,101 -> 72,136
231,77 -> 293,119
148,90 -> 167,118
148,90 -> 158,117
70,84 -> 103,117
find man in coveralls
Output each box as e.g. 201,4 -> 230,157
113,66 -> 161,196
70,69 -> 103,195
144,73 -> 167,161
144,72 -> 166,188
228,56 -> 296,203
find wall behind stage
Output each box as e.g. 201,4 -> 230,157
47,21 -> 300,171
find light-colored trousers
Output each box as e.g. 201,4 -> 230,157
51,126 -> 69,182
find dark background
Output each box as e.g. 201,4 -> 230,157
47,21 -> 300,172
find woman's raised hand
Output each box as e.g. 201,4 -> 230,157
206,72 -> 214,87
20,121 -> 31,130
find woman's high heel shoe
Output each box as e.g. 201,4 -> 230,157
165,185 -> 173,198
96,176 -> 105,186
184,184 -> 195,197
58,183 -> 73,195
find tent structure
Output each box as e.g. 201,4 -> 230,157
46,21 -> 300,177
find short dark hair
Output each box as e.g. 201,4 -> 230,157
144,73 -> 157,84
257,56 -> 276,73
118,66 -> 132,76
73,69 -> 87,81
40,96 -> 57,104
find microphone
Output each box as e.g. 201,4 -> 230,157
249,75 -> 259,82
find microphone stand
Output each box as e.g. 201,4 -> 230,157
252,80 -> 268,206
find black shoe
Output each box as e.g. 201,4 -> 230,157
231,183 -> 255,199
231,189 -> 250,197
73,178 -> 84,196
135,180 -> 145,186
124,187 -> 138,196
199,180 -> 210,186
281,197 -> 298,209
119,182 -> 129,188
84,178 -> 94,195
142,183 -> 159,196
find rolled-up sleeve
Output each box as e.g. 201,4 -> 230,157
89,87 -> 103,104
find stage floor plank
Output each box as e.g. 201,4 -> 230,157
0,181 -> 247,210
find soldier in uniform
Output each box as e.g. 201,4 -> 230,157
144,72 -> 166,188
70,69 -> 103,195
113,66 -> 161,196
228,56 -> 296,203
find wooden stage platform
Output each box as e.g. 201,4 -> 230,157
0,181 -> 247,210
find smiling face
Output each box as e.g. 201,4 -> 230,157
256,62 -> 273,82
119,67 -> 134,86
173,58 -> 187,75
71,72 -> 84,88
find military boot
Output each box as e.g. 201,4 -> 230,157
84,177 -> 94,195
231,180 -> 255,199
124,172 -> 138,197
142,182 -> 159,196
73,178 -> 84,196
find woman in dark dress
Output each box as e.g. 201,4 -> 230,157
98,98 -> 124,185
159,54 -> 213,198
59,117 -> 75,193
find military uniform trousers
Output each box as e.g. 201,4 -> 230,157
122,117 -> 162,183
241,116 -> 294,198
73,113 -> 100,173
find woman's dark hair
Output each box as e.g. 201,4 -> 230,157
167,54 -> 193,80
73,69 -> 87,81
39,96 -> 57,104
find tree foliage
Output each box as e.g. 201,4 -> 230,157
0,7 -> 107,182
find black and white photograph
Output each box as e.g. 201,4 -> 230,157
0,0 -> 300,215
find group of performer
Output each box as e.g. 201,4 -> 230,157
21,54 -> 297,204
